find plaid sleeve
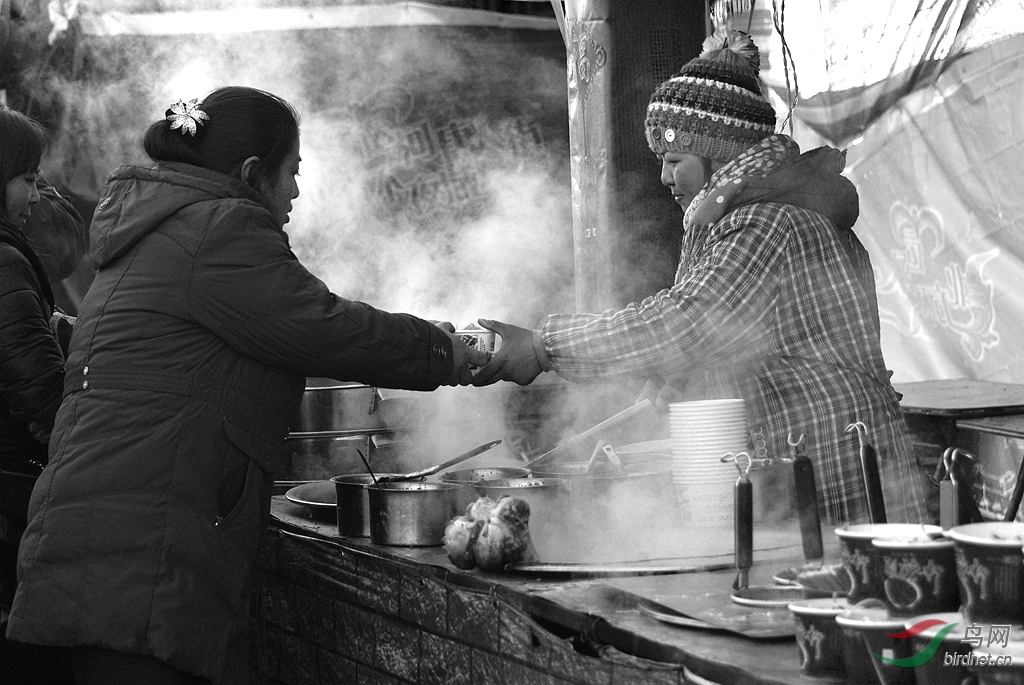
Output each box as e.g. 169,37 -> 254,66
540,205 -> 793,381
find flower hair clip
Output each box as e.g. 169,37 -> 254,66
166,98 -> 209,136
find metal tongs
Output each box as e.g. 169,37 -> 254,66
845,422 -> 887,524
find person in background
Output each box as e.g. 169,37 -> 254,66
21,177 -> 89,316
7,85 -> 489,685
0,106 -> 75,684
473,30 -> 926,526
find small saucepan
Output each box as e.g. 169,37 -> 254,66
365,481 -> 460,546
441,466 -> 531,511
331,472 -> 405,537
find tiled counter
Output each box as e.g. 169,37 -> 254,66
251,499 -> 818,685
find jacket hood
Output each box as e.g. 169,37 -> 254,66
90,162 -> 271,269
690,144 -> 860,231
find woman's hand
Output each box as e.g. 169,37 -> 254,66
442,330 -> 491,386
471,319 -> 543,387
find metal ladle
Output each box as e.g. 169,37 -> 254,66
374,439 -> 502,484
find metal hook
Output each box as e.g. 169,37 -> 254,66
943,448 -> 958,485
943,448 -> 976,486
929,446 -> 957,485
721,451 -> 753,477
787,432 -> 805,448
845,421 -> 868,442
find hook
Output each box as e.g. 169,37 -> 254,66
943,448 -> 976,486
721,451 -> 753,477
845,421 -> 868,443
929,446 -> 957,485
787,432 -> 805,448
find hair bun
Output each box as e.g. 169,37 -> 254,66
700,29 -> 761,74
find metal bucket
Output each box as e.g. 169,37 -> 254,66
366,481 -> 460,546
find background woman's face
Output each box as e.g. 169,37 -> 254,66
5,171 -> 40,228
658,151 -> 709,211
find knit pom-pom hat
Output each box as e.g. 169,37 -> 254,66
645,29 -> 776,162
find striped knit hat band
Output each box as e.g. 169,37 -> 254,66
646,30 -> 776,162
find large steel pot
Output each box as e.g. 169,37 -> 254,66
291,379 -> 383,433
282,433 -> 370,480
529,462 -> 677,534
366,481 -> 459,546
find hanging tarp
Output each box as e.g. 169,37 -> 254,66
844,33 -> 1024,383
721,0 -> 1024,146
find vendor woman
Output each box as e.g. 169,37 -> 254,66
473,30 -> 926,526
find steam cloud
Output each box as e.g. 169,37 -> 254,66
42,10 -> 774,564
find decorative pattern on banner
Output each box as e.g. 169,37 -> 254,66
846,35 -> 1024,383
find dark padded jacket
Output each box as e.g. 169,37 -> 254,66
0,219 -> 64,474
7,163 -> 453,684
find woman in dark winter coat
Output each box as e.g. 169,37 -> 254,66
0,106 -> 76,684
7,86 -> 489,685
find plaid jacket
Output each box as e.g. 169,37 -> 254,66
539,136 -> 924,524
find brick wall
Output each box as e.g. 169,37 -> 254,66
250,526 -> 692,685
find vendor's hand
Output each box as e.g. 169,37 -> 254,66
471,319 -> 543,387
442,331 -> 491,386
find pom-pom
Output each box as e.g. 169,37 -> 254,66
700,29 -> 760,73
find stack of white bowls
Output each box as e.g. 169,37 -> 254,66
669,399 -> 749,556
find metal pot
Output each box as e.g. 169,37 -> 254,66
291,379 -> 383,433
282,433 -> 370,481
441,467 -> 532,484
366,481 -> 460,546
441,466 -> 531,512
331,473 -> 405,537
